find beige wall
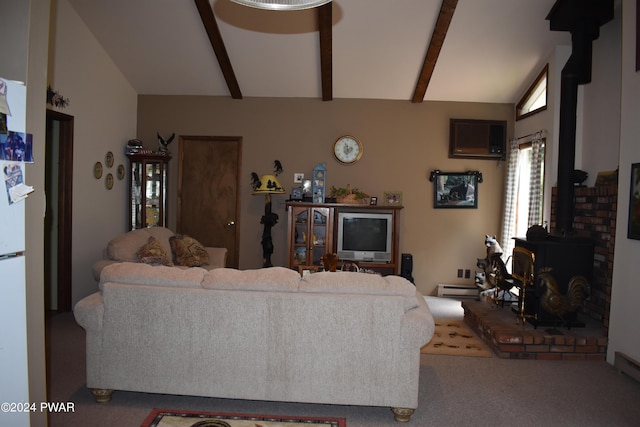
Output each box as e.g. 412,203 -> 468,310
50,0 -> 138,304
608,0 -> 640,364
582,6 -> 622,186
138,96 -> 512,296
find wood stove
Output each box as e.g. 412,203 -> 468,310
510,0 -> 613,328
514,236 -> 594,327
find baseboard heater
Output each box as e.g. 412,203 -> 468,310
615,352 -> 640,384
436,283 -> 478,299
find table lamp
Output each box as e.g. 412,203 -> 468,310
252,173 -> 285,267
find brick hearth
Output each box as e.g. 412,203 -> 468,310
462,185 -> 616,360
462,300 -> 608,360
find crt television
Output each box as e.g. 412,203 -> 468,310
336,211 -> 393,263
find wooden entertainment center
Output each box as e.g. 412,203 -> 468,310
285,202 -> 403,275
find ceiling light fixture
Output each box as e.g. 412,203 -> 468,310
229,0 -> 332,11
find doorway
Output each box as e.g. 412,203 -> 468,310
45,110 -> 73,312
177,136 -> 241,268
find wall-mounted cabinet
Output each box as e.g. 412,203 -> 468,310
449,119 -> 506,159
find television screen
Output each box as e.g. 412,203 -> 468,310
342,218 -> 387,252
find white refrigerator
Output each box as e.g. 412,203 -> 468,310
0,78 -> 30,426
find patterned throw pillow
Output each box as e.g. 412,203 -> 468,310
136,236 -> 174,266
170,234 -> 210,267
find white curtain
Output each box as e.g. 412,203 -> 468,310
500,131 -> 545,263
500,138 -> 521,260
527,133 -> 545,227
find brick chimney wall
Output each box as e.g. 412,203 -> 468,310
550,185 -> 617,335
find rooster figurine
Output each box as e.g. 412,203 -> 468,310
538,268 -> 590,325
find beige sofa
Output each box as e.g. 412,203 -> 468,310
74,264 -> 434,422
91,227 -> 228,281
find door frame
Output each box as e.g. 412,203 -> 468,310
45,109 -> 73,311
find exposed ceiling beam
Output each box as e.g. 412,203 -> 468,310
318,2 -> 333,101
412,0 -> 458,103
194,0 -> 243,99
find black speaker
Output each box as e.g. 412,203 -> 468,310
400,253 -> 414,284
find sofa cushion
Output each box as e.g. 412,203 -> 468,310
202,267 -> 301,292
106,227 -> 173,262
99,262 -> 206,290
300,271 -> 416,297
137,236 -> 174,266
146,226 -> 176,249
170,234 -> 209,267
106,229 -> 150,262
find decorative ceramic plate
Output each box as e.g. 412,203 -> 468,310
117,164 -> 125,180
94,162 -> 103,179
105,173 -> 114,190
105,151 -> 114,168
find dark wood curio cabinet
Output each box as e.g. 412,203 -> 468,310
127,153 -> 171,230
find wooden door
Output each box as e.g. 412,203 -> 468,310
177,136 -> 241,268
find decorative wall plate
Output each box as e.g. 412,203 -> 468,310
105,173 -> 114,190
117,164 -> 125,180
105,151 -> 114,168
94,162 -> 103,179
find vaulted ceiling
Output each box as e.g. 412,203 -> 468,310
66,0 -> 570,104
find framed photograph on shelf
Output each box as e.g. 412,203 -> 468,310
430,170 -> 481,209
628,163 -> 640,240
383,191 -> 402,206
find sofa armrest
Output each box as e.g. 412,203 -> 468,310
74,292 -> 104,332
92,259 -> 119,282
400,292 -> 435,349
205,247 -> 228,269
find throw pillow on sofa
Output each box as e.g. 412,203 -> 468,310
170,234 -> 209,267
136,236 -> 174,266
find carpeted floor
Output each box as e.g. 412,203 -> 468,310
46,303 -> 640,427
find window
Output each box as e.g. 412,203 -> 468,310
516,64 -> 548,121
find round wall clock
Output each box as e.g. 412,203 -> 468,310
333,135 -> 363,165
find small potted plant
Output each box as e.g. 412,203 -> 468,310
329,184 -> 370,204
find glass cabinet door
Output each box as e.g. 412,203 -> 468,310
291,209 -> 308,267
127,153 -> 171,230
310,207 -> 329,265
288,205 -> 332,269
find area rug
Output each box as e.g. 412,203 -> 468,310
421,319 -> 493,357
141,409 -> 346,427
